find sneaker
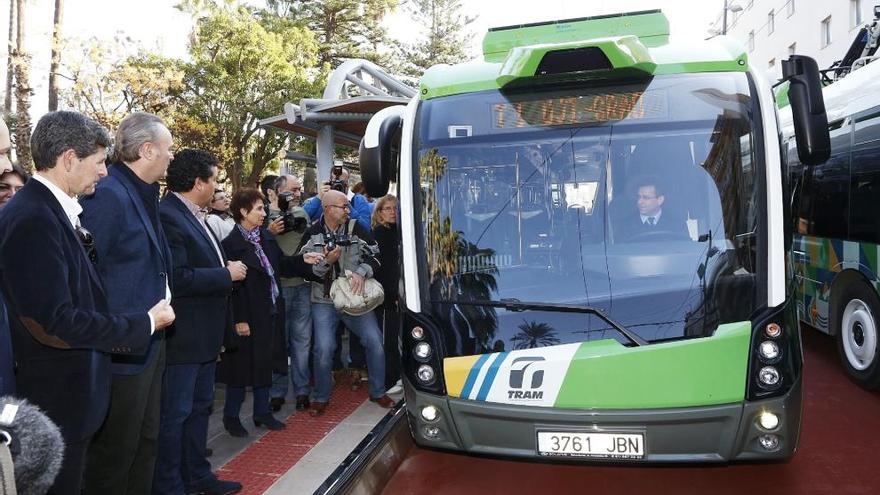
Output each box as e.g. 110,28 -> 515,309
295,395 -> 310,411
253,414 -> 286,430
269,397 -> 285,412
386,380 -> 403,395
370,395 -> 395,408
309,401 -> 327,417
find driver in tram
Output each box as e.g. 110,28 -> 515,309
617,176 -> 690,242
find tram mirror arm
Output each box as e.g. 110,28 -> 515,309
782,55 -> 831,166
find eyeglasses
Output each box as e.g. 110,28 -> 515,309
75,225 -> 98,264
326,204 -> 350,211
379,206 -> 396,212
637,194 -> 659,200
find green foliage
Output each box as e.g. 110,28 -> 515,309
397,0 -> 476,79
266,0 -> 399,68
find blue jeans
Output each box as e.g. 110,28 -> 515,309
270,284 -> 313,398
152,361 -> 217,495
312,302 -> 385,402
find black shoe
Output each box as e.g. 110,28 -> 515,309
269,396 -> 285,412
189,478 -> 242,495
222,416 -> 249,437
253,414 -> 286,430
295,395 -> 310,410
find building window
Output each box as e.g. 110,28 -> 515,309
769,58 -> 776,69
768,10 -> 775,34
822,16 -> 833,47
789,42 -> 797,56
748,31 -> 755,52
787,0 -> 795,17
851,0 -> 863,28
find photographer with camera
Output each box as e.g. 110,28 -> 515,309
266,175 -> 315,412
296,190 -> 394,417
303,164 -> 374,232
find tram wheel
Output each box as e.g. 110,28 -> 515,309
833,281 -> 880,390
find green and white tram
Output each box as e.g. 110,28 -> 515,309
362,10 -> 829,461
783,46 -> 880,390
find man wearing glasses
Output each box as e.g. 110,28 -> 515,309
295,190 -> 393,416
0,111 -> 175,494
617,176 -> 690,242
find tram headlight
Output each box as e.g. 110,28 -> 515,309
765,323 -> 782,338
417,364 -> 435,383
758,366 -> 780,387
420,405 -> 439,422
759,341 -> 781,361
424,425 -> 440,439
758,434 -> 780,451
414,342 -> 432,360
758,411 -> 780,431
411,326 -> 425,340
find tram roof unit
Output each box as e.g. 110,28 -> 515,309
419,10 -> 749,101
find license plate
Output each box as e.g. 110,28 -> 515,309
537,431 -> 645,459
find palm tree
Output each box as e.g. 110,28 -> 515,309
511,320 -> 560,350
4,0 -> 14,113
48,0 -> 63,111
13,0 -> 32,170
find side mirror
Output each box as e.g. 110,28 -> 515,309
782,55 -> 830,166
360,105 -> 405,198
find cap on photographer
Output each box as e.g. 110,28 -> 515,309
302,163 -> 374,232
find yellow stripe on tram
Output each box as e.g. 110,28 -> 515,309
444,354 -> 483,398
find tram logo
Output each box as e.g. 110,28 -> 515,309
508,356 -> 545,400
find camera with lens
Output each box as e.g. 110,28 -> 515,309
271,191 -> 307,234
324,164 -> 347,193
323,231 -> 353,251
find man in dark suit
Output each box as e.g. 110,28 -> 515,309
0,111 -> 175,495
617,176 -> 691,242
0,117 -> 16,397
80,112 -> 175,494
153,149 -> 246,495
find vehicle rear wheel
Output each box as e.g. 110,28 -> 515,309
834,281 -> 880,390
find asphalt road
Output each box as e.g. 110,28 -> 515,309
383,327 -> 880,495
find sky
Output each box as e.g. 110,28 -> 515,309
1,0 -> 720,119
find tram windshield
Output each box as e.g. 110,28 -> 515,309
416,72 -> 763,353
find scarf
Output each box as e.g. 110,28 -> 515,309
237,224 -> 279,306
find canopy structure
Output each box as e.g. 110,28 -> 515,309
260,59 -> 415,184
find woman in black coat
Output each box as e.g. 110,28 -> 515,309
371,195 -> 402,391
219,188 -> 320,436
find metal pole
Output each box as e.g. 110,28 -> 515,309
316,124 -> 334,184
722,0 -> 728,35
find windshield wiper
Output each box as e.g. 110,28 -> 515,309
432,297 -> 647,347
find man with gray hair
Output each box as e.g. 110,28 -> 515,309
0,110 -> 175,494
80,112 -> 175,494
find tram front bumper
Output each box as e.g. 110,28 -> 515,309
403,376 -> 802,462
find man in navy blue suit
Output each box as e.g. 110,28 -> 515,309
0,111 -> 175,495
153,149 -> 246,495
80,112 -> 175,494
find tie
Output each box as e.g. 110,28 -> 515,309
647,217 -> 656,226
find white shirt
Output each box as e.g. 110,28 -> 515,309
640,209 -> 663,225
32,174 -> 82,228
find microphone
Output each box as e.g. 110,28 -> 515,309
0,396 -> 64,495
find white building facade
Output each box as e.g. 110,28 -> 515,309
712,0 -> 877,80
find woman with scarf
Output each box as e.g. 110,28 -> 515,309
219,188 -> 321,436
